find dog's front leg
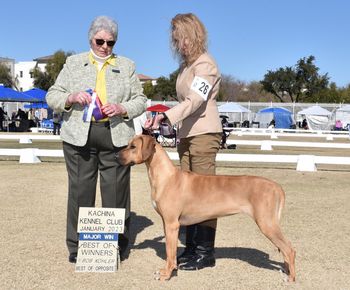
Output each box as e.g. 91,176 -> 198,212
155,220 -> 180,281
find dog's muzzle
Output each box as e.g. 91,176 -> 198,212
115,152 -> 135,166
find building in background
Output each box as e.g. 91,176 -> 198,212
15,61 -> 37,91
2,55 -> 157,91
137,73 -> 157,86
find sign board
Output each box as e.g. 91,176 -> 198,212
75,207 -> 125,272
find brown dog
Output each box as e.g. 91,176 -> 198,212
117,135 -> 296,282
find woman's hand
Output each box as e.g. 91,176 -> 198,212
66,91 -> 92,106
144,114 -> 164,130
101,103 -> 127,117
143,117 -> 154,129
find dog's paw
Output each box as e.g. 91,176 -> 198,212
154,270 -> 161,281
154,269 -> 166,280
279,269 -> 290,282
153,268 -> 176,281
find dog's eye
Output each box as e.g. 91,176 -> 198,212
130,144 -> 136,149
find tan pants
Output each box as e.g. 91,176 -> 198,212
177,133 -> 221,228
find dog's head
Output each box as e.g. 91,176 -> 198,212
116,134 -> 156,166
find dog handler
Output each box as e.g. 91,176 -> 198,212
46,15 -> 147,263
145,13 -> 222,270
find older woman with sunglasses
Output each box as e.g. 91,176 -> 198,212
46,15 -> 147,264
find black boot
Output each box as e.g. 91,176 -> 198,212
177,225 -> 196,265
179,225 -> 216,271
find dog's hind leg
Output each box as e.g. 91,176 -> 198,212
255,219 -> 296,282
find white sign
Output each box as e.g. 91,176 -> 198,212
75,207 -> 125,272
190,76 -> 212,101
77,207 -> 125,233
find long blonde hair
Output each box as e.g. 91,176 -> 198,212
171,13 -> 208,66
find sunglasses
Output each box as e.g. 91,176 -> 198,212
95,39 -> 116,47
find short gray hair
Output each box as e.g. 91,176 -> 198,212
88,16 -> 118,43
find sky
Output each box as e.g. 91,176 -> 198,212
1,0 -> 350,87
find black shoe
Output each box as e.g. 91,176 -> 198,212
179,224 -> 216,271
178,252 -> 215,270
69,253 -> 77,263
177,248 -> 196,265
177,225 -> 197,265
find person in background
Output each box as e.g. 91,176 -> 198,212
335,120 -> 343,131
15,108 -> 27,120
220,116 -> 229,149
46,15 -> 147,264
268,119 -> 275,129
34,109 -> 40,127
0,106 -> 7,131
27,108 -> 36,128
302,118 -> 308,129
52,111 -> 62,135
145,13 -> 222,271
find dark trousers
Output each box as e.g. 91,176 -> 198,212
63,122 -> 130,255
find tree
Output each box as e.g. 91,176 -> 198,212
142,80 -> 155,99
33,50 -> 73,91
0,63 -> 17,89
243,81 -> 275,102
294,56 -> 329,102
314,82 -> 341,103
219,75 -> 275,102
219,74 -> 245,102
336,84 -> 350,103
153,70 -> 179,101
260,67 -> 297,102
260,56 -> 329,103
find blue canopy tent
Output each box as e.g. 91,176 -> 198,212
24,103 -> 49,109
23,88 -> 47,103
22,88 -> 49,112
255,107 -> 294,129
0,86 -> 51,132
0,85 -> 41,102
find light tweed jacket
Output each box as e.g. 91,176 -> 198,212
46,52 -> 147,147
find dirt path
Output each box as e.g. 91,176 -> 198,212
0,161 -> 349,289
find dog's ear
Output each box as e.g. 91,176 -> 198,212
141,135 -> 156,161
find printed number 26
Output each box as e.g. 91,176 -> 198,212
199,82 -> 209,95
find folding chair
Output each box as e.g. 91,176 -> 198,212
158,123 -> 176,147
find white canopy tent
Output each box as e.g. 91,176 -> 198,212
218,102 -> 251,122
335,105 -> 350,129
297,105 -> 333,130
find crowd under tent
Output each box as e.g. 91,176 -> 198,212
218,102 -> 251,123
297,105 -> 333,131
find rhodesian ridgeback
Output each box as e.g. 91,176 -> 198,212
116,135 -> 296,282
